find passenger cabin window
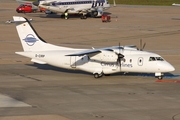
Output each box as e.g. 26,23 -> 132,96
149,57 -> 164,61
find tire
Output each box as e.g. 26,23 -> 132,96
94,73 -> 99,78
92,11 -> 98,18
84,15 -> 87,19
80,15 -> 87,19
158,76 -> 163,80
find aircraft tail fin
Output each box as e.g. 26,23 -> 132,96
13,16 -> 64,52
13,16 -> 48,51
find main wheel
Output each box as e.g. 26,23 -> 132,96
80,14 -> 87,19
94,73 -> 99,78
92,11 -> 98,18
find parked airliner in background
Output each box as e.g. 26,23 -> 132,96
33,0 -> 110,19
172,3 -> 180,6
13,16 -> 175,79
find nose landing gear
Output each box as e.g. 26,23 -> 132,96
155,73 -> 164,80
157,76 -> 163,80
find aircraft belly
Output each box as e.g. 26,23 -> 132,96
121,63 -> 158,73
77,61 -> 119,74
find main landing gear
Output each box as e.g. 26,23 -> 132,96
93,72 -> 103,78
80,14 -> 87,19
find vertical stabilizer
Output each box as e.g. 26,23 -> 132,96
13,16 -> 47,52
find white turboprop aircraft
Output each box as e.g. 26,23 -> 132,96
33,0 -> 110,19
172,3 -> 180,6
13,16 -> 175,79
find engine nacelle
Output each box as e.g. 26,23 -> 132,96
91,51 -> 118,62
96,7 -> 103,17
91,7 -> 103,17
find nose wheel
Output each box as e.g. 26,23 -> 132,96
155,73 -> 164,80
157,76 -> 163,80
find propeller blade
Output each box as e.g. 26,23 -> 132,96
140,39 -> 142,51
142,42 -> 146,50
115,42 -> 125,71
139,39 -> 146,51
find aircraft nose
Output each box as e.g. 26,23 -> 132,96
157,62 -> 175,72
168,64 -> 175,72
33,1 -> 39,6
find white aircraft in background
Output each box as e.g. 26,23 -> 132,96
172,3 -> 180,6
33,0 -> 110,19
13,16 -> 175,79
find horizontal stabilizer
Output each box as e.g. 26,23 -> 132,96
12,16 -> 33,23
15,52 -> 46,64
16,51 -> 30,57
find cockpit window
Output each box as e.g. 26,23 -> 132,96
149,57 -> 164,61
149,57 -> 156,61
156,57 -> 164,61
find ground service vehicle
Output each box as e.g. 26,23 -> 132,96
16,4 -> 37,13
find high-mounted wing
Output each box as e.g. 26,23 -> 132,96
65,49 -> 101,57
65,46 -> 124,57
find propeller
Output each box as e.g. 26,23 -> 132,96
115,43 -> 124,71
139,39 -> 146,51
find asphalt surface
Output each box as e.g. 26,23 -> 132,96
0,0 -> 180,120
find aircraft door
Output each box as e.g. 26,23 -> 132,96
138,57 -> 143,66
70,56 -> 76,68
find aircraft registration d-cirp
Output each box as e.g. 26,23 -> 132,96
32,0 -> 110,19
13,16 -> 175,79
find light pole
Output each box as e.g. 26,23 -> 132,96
113,0 -> 116,7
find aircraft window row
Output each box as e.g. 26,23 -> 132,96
149,57 -> 164,61
54,1 -> 104,5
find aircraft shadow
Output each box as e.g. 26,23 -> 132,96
26,63 -> 179,79
172,18 -> 180,20
26,63 -> 92,76
113,72 -> 179,79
